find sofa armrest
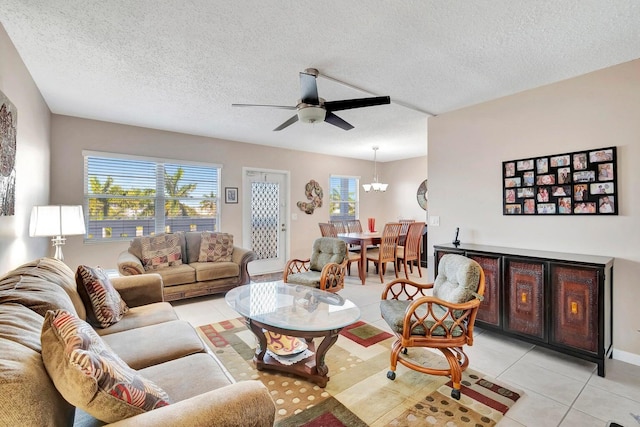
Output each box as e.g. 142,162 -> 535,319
108,381 -> 275,427
110,274 -> 165,306
231,246 -> 257,285
117,251 -> 145,276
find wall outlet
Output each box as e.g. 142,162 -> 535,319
429,216 -> 440,226
291,213 -> 298,221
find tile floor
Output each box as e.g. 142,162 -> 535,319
171,266 -> 640,427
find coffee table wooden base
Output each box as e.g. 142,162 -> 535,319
246,318 -> 341,388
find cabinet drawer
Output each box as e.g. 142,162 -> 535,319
505,259 -> 545,340
550,264 -> 599,353
468,253 -> 501,327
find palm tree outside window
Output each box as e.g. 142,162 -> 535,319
83,153 -> 221,241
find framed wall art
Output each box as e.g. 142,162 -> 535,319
225,187 -> 238,204
502,146 -> 617,215
0,89 -> 17,216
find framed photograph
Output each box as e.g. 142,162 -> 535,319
225,187 -> 238,204
502,146 -> 617,216
573,153 -> 587,170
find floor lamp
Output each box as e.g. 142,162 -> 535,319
29,205 -> 86,261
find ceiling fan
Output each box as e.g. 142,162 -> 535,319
232,68 -> 390,131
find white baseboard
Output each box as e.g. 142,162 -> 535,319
612,348 -> 640,367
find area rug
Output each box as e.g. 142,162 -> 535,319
197,318 -> 522,426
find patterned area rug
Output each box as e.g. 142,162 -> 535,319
197,319 -> 522,426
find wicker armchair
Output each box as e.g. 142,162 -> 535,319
380,254 -> 485,400
283,237 -> 348,293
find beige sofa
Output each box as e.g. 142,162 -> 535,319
117,231 -> 256,301
0,257 -> 275,426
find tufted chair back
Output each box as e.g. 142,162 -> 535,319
310,238 -> 347,271
433,254 -> 482,304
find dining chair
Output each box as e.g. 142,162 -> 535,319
365,222 -> 402,283
398,219 -> 415,246
380,254 -> 485,400
346,219 -> 363,233
318,222 -> 337,237
329,220 -> 347,234
396,221 -> 425,279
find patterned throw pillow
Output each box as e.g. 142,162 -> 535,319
41,310 -> 171,423
140,233 -> 183,271
198,232 -> 234,262
76,265 -> 128,328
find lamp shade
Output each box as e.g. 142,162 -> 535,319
29,205 -> 86,237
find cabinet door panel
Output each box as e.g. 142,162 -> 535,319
505,259 -> 545,340
468,253 -> 501,327
550,265 -> 599,353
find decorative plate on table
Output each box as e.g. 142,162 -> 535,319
264,331 -> 308,356
417,179 -> 428,211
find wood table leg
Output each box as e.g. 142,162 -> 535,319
359,241 -> 367,285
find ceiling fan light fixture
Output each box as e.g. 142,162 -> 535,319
297,105 -> 326,124
362,146 -> 388,193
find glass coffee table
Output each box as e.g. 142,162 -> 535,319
225,281 -> 360,387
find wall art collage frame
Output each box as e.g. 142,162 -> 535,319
502,146 -> 617,215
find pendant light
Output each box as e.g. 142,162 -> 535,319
362,146 -> 388,192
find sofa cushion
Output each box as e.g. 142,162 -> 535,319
139,353 -> 233,403
76,265 -> 129,328
95,302 -> 179,336
101,320 -> 205,370
0,304 -> 75,426
198,232 -> 234,262
185,231 -> 203,263
41,309 -> 171,423
191,261 -> 239,282
0,257 -> 86,319
140,234 -> 183,271
151,263 -> 196,287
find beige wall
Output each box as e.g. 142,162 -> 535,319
0,24 -> 51,272
427,59 -> 640,362
50,114 -> 428,271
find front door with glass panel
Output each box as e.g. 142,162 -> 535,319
242,169 -> 288,275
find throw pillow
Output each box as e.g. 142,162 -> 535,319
140,233 -> 183,271
76,265 -> 128,328
198,232 -> 234,262
41,309 -> 171,423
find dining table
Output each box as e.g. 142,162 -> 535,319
337,231 -> 383,285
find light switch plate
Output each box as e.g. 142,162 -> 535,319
429,216 -> 440,226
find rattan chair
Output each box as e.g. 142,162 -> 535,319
365,222 -> 402,283
396,222 -> 425,279
346,219 -> 363,233
283,237 -> 348,293
380,254 -> 485,400
397,219 -> 415,246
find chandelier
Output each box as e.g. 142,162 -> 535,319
362,146 -> 388,192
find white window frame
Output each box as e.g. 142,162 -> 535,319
83,151 -> 222,242
329,175 -> 360,221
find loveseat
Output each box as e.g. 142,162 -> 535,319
117,231 -> 256,301
0,257 -> 275,426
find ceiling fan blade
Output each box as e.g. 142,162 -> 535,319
324,112 -> 354,131
273,115 -> 299,131
299,72 -> 319,105
232,103 -> 296,110
324,96 -> 391,112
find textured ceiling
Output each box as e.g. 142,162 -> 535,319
1,1 -> 639,162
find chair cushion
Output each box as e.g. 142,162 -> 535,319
380,299 -> 463,337
140,234 -> 183,271
285,271 -> 322,288
41,309 -> 171,423
198,232 -> 234,262
433,254 -> 481,304
309,237 -> 346,272
76,265 -> 129,328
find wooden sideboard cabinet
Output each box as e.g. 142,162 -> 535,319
434,243 -> 613,376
